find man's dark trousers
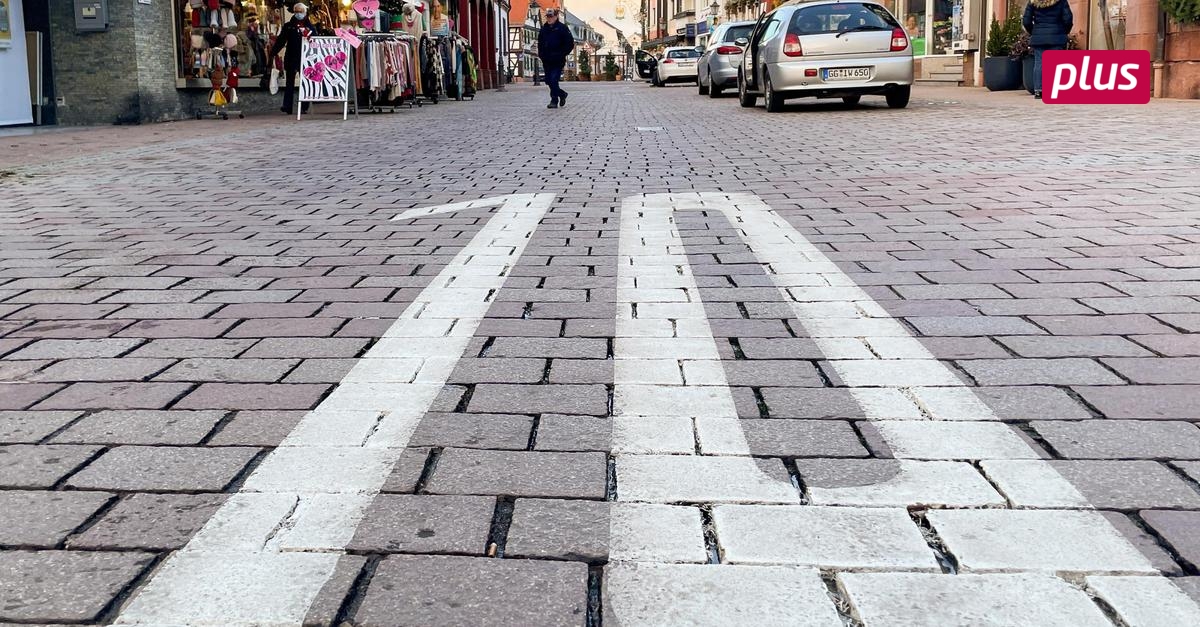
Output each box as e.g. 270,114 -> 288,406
545,65 -> 566,104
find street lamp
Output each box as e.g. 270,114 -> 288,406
531,0 -> 542,86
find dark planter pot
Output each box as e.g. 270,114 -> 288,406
1022,56 -> 1035,93
983,56 -> 1022,91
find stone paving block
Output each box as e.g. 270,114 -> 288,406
1055,460 -> 1200,509
957,358 -> 1125,385
719,360 -> 825,387
1031,314 -> 1176,335
468,384 -> 608,416
605,563 -> 841,627
7,338 -> 143,360
155,359 -> 299,383
548,358 -> 613,384
65,445 -> 258,492
839,573 -> 1111,627
720,419 -> 868,457
609,503 -> 708,563
874,421 -> 1042,459
1032,420 -> 1200,458
426,448 -> 607,499
226,318 -> 345,338
447,358 -> 546,384
32,357 -> 174,382
798,459 -> 1004,507
1075,385 -> 1200,420
0,444 -> 101,488
1100,511 -> 1184,575
127,338 -> 256,359
175,383 -> 330,410
759,388 -> 867,419
354,554 -> 587,627
205,410 -> 305,446
7,319 -> 129,339
379,448 -> 433,494
1102,358 -> 1200,384
115,318 -> 237,338
408,412 -> 533,450
52,410 -> 223,445
506,498 -> 609,561
0,382 -> 64,409
1087,575 -> 1200,626
907,316 -> 1046,336
1141,510 -> 1200,568
927,509 -> 1156,573
617,455 -> 798,504
0,550 -> 154,622
0,490 -> 112,546
242,338 -> 369,359
35,382 -> 192,410
533,415 -> 612,451
1131,334 -> 1200,357
997,335 -> 1153,358
714,505 -> 938,569
487,337 -> 607,358
614,416 -> 695,454
279,358 -> 357,384
0,410 -> 81,443
347,494 -> 495,554
737,337 -> 832,360
0,359 -> 48,381
69,493 -> 226,550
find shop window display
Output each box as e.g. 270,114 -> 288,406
894,0 -> 953,56
176,0 -> 353,82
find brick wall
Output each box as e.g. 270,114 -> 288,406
133,0 -> 186,122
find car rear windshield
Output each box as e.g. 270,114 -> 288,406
666,49 -> 701,59
789,3 -> 898,35
723,25 -> 754,43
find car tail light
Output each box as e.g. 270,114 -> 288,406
891,27 -> 908,51
716,45 -> 742,55
784,33 -> 803,57
662,58 -> 675,64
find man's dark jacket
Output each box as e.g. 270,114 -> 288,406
270,17 -> 323,72
538,21 -> 575,69
1023,0 -> 1073,47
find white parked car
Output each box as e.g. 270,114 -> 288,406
737,0 -> 915,111
651,47 -> 701,87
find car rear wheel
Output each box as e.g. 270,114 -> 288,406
842,94 -> 861,107
698,73 -> 709,95
763,72 -> 783,113
737,69 -> 756,108
709,81 -> 722,98
886,86 -> 911,109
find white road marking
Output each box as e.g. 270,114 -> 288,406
609,193 -> 1182,623
115,194 -> 554,625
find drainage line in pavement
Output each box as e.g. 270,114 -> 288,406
819,571 -> 864,627
331,555 -> 383,626
586,565 -> 604,627
1128,511 -> 1199,576
453,385 -> 475,413
526,415 -> 542,451
485,497 -> 516,558
605,456 -> 618,501
414,447 -> 444,494
728,337 -> 747,360
909,509 -> 959,575
97,552 -> 170,625
1014,421 -> 1064,459
698,506 -> 723,565
784,458 -> 810,505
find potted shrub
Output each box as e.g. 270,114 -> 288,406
1011,32 -> 1034,93
604,54 -> 619,81
578,51 -> 592,81
983,15 -> 1022,91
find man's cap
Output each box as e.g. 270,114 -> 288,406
544,8 -> 559,16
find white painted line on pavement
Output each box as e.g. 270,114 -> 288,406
115,194 -> 554,626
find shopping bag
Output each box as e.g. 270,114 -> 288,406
269,68 -> 280,95
227,87 -> 238,104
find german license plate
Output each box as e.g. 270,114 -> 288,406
824,67 -> 871,81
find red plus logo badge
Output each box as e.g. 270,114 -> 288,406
1043,50 -> 1151,104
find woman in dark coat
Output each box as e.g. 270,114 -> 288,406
269,3 -> 324,114
1023,0 -> 1074,99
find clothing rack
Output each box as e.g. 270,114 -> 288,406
351,32 -> 426,113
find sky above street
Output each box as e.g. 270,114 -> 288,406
568,0 -> 642,36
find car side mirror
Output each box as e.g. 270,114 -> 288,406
695,46 -> 704,53
734,37 -> 749,47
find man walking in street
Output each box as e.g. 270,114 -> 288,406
537,8 -> 574,109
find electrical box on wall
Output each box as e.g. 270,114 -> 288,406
74,0 -> 109,32
950,0 -> 981,52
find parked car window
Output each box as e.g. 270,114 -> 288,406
723,25 -> 754,43
790,3 -> 898,35
666,49 -> 701,59
760,18 -> 782,42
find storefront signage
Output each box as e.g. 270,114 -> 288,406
697,21 -> 709,36
335,27 -> 362,49
0,0 -> 12,48
300,37 -> 351,103
685,23 -> 695,38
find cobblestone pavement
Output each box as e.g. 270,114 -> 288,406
3,83 -> 1200,625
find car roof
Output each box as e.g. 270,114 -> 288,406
663,46 -> 698,52
719,20 -> 757,27
778,0 -> 885,8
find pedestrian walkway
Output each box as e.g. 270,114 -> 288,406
2,83 -> 1200,625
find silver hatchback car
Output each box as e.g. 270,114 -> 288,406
736,0 -> 914,112
697,20 -> 757,98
